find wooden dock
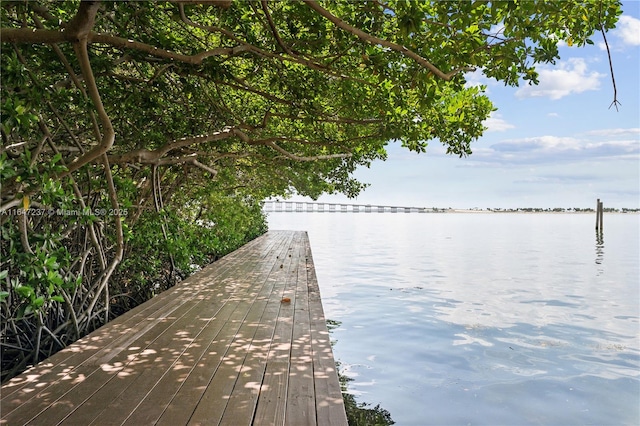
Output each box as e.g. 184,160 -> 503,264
1,231 -> 347,425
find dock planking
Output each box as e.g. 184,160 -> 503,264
1,231 -> 348,426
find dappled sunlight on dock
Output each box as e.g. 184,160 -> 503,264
1,231 -> 346,425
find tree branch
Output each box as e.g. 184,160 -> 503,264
90,33 -> 253,64
264,141 -> 351,162
79,154 -> 123,329
600,24 -> 620,111
18,214 -> 34,255
2,1 -> 99,42
0,28 -> 71,44
0,29 -> 251,64
1,4 -> 374,89
62,37 -> 115,175
178,4 -> 375,86
157,155 -> 218,176
168,0 -> 232,7
267,111 -> 383,125
260,1 -> 294,55
108,127 -> 240,166
303,0 -> 474,80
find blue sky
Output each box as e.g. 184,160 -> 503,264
298,3 -> 640,209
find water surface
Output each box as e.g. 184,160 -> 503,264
268,213 -> 639,425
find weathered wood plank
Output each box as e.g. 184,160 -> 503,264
0,231 -> 347,426
155,232 -> 294,425
285,234 -> 317,426
62,291 -> 232,424
306,237 -> 350,425
189,232 -> 301,425
121,299 -> 239,426
218,232 -> 306,425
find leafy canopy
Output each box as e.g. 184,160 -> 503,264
1,1 -> 622,200
0,0 -> 622,382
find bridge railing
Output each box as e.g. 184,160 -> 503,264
262,200 -> 434,213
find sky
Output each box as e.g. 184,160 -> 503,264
293,2 -> 640,210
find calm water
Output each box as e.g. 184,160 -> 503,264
267,213 -> 640,426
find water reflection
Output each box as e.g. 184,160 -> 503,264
327,319 -> 395,426
341,382 -> 395,426
595,230 -> 604,266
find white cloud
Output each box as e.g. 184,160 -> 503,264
467,128 -> 640,165
616,15 -> 640,46
547,112 -> 560,118
598,15 -> 640,50
464,69 -> 493,93
515,58 -> 603,100
492,135 -> 583,152
583,128 -> 640,138
484,112 -> 515,132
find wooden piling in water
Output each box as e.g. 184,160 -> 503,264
595,199 -> 604,232
599,200 -> 604,232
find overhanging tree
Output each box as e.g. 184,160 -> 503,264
0,0 -> 621,382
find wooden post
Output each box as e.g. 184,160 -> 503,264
599,200 -> 604,233
595,199 -> 604,232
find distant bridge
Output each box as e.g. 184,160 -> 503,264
263,200 -> 443,213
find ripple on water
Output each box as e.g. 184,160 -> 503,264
269,213 -> 640,425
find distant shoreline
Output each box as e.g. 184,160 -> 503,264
448,209 -> 639,214
266,209 -> 640,214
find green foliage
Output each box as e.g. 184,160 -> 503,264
116,194 -> 266,302
0,0 -> 622,383
2,218 -> 74,319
